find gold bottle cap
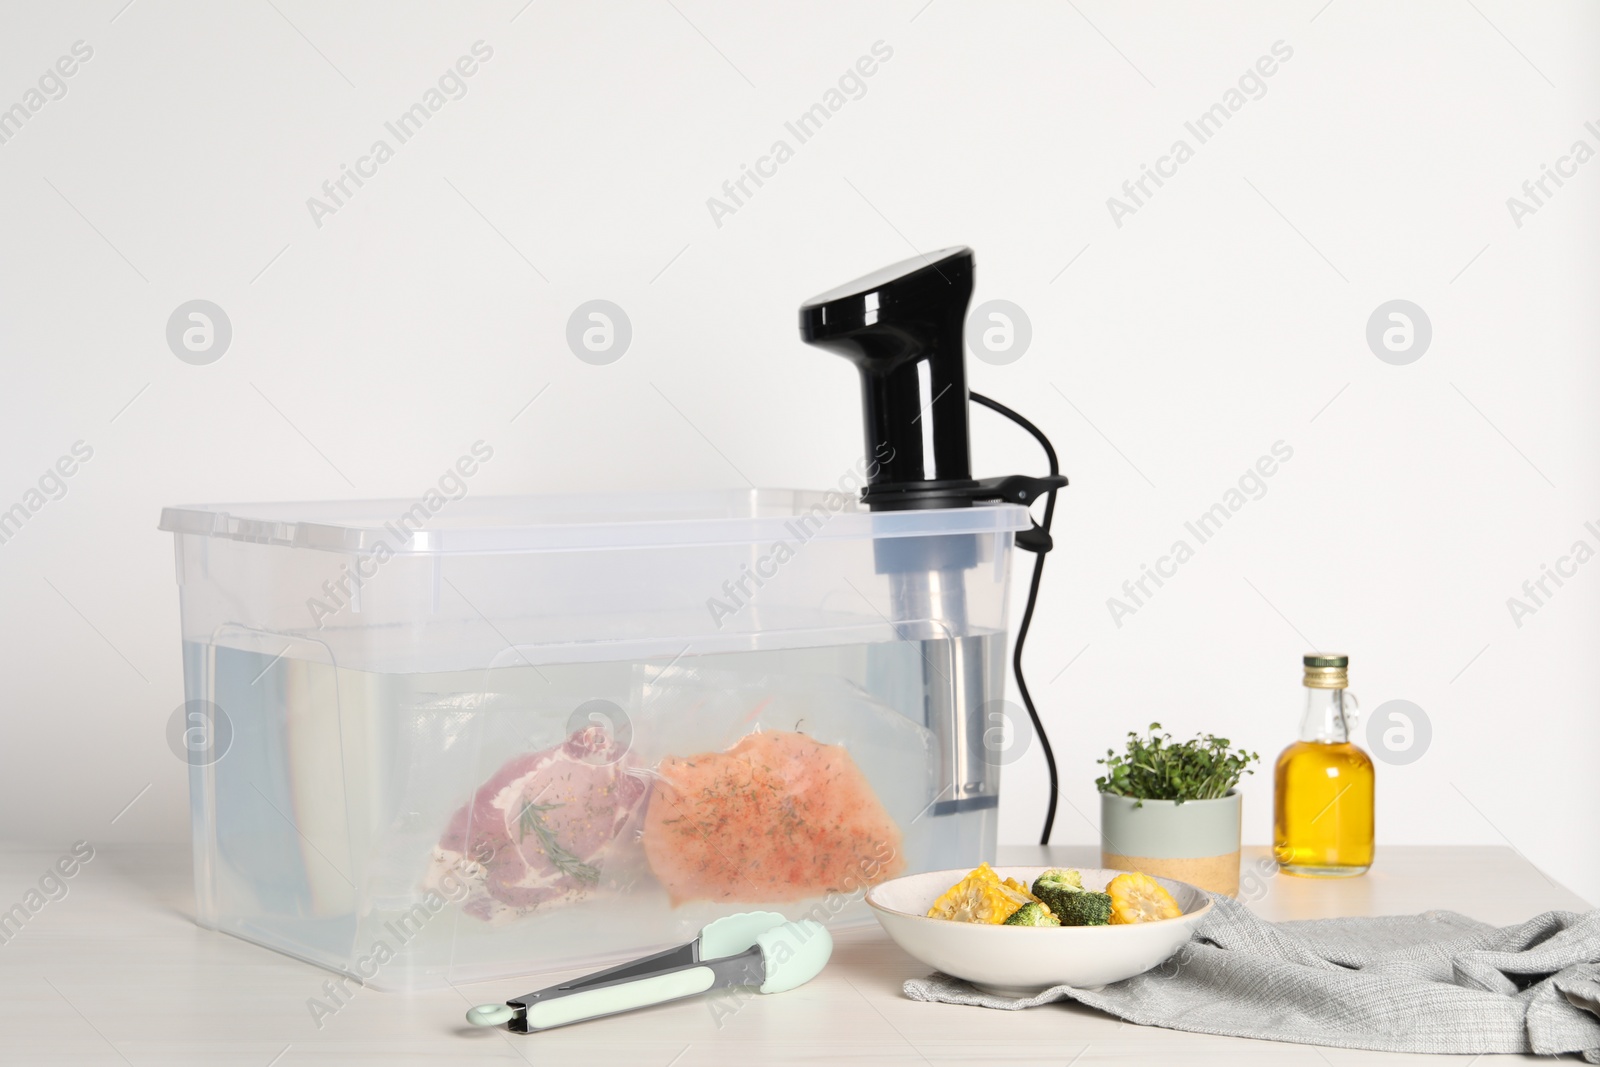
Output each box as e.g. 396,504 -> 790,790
1303,652 -> 1349,689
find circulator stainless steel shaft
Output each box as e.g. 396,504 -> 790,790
889,569 -> 1002,815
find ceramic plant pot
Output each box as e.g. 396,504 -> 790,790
1099,791 -> 1241,897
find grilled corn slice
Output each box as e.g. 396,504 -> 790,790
1105,872 -> 1182,924
926,863 -> 1036,924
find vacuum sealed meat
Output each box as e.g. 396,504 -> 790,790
641,729 -> 905,905
427,725 -> 648,922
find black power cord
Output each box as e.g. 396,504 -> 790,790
969,391 -> 1060,846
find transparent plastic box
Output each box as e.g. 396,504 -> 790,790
159,489 -> 1027,989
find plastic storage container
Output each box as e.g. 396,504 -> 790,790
159,489 -> 1028,989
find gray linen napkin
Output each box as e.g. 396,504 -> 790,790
903,896 -> 1600,1061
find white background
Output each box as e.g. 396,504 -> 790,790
1,1 -> 1596,905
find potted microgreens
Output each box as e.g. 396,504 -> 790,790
1096,723 -> 1258,897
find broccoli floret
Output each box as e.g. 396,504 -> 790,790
1054,890 -> 1113,927
1002,901 -> 1061,927
1032,868 -> 1084,896
1030,870 -> 1081,895
1031,869 -> 1088,919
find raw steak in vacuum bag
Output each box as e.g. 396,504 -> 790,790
426,725 -> 648,922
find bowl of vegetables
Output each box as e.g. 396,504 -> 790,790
866,864 -> 1212,995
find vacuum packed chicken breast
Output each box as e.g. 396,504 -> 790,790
641,729 -> 904,904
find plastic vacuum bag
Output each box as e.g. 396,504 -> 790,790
628,663 -> 933,904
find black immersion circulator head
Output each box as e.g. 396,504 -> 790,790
799,247 -> 975,510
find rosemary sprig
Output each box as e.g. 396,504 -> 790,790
516,800 -> 601,884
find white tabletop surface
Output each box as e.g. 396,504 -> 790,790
0,843 -> 1589,1066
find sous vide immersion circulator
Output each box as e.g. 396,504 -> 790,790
799,247 -> 1067,837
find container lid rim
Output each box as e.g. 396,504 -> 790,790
157,489 -> 1034,554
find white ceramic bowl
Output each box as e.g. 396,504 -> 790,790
866,866 -> 1212,995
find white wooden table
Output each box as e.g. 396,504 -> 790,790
0,844 -> 1588,1065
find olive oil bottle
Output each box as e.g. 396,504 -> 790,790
1273,653 -> 1374,876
